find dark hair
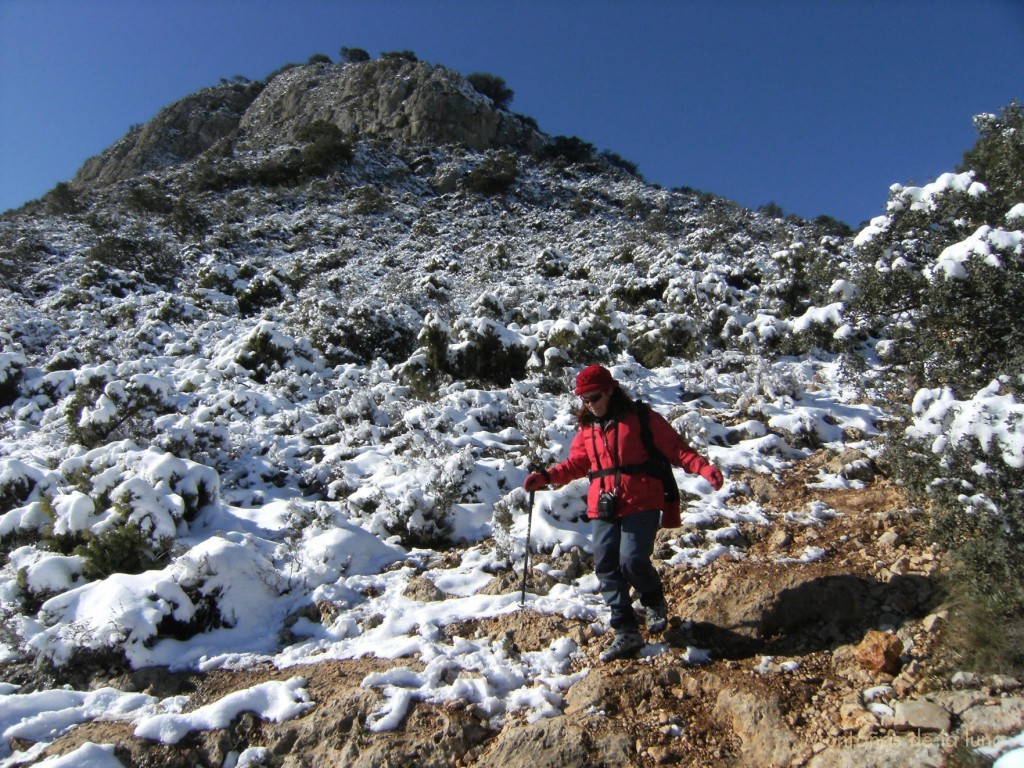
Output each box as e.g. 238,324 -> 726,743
576,387 -> 633,426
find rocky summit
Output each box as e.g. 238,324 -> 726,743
1,54 -> 1022,768
72,57 -> 542,190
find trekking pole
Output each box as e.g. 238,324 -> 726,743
520,490 -> 535,606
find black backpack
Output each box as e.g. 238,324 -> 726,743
635,401 -> 680,505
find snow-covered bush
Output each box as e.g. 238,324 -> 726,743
398,311 -> 452,398
74,520 -> 174,581
0,350 -> 26,407
450,318 -> 530,387
843,106 -> 1024,670
0,461 -> 49,542
629,315 -> 700,368
849,102 -> 1024,395
151,413 -> 231,466
0,472 -> 30,526
894,381 -> 1024,667
53,446 -> 217,556
535,304 -> 622,368
294,295 -> 418,366
961,100 -> 1024,216
491,490 -> 527,565
195,256 -> 246,296
231,321 -> 319,384
63,370 -> 176,449
346,447 -> 475,548
340,302 -> 419,364
236,269 -> 289,317
766,241 -> 845,323
902,382 -> 1024,545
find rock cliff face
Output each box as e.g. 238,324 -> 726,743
238,59 -> 544,153
72,58 -> 544,189
73,80 -> 263,187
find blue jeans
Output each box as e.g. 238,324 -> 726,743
591,509 -> 664,631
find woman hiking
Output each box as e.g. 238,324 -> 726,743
524,364 -> 724,662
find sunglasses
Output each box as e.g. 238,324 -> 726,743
580,391 -> 607,404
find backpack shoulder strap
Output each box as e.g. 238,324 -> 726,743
635,400 -> 680,503
635,401 -> 657,457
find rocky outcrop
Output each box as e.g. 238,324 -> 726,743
236,59 -> 544,154
71,58 -> 545,191
73,80 -> 263,187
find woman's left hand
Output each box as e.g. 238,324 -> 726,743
700,465 -> 724,491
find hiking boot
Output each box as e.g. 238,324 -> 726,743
644,597 -> 669,634
600,629 -> 644,663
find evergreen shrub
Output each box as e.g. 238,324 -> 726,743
537,136 -> 596,166
237,271 -> 287,317
340,47 -> 370,63
466,73 -> 514,110
74,521 -> 173,580
64,374 -> 172,449
297,120 -> 354,176
850,102 -> 1024,673
463,151 -> 519,196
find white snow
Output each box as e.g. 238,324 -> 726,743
133,677 -> 313,744
27,743 -> 125,768
930,225 -> 1024,280
908,380 -> 1024,469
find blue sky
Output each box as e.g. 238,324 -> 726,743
1,0 -> 1021,225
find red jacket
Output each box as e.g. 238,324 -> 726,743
546,405 -> 712,527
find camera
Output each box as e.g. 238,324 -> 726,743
597,492 -> 617,520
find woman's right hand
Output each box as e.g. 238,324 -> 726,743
524,472 -> 548,492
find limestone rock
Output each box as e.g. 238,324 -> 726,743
238,59 -> 544,155
951,670 -> 982,689
877,530 -> 900,549
825,449 -> 877,482
472,716 -> 634,768
74,80 -> 262,187
958,697 -> 1024,737
564,667 -> 658,715
72,59 -> 545,192
807,739 -> 943,768
403,575 -> 446,601
989,674 -> 1023,693
893,699 -> 952,733
713,687 -> 811,767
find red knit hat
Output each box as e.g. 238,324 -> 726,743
575,364 -> 617,395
